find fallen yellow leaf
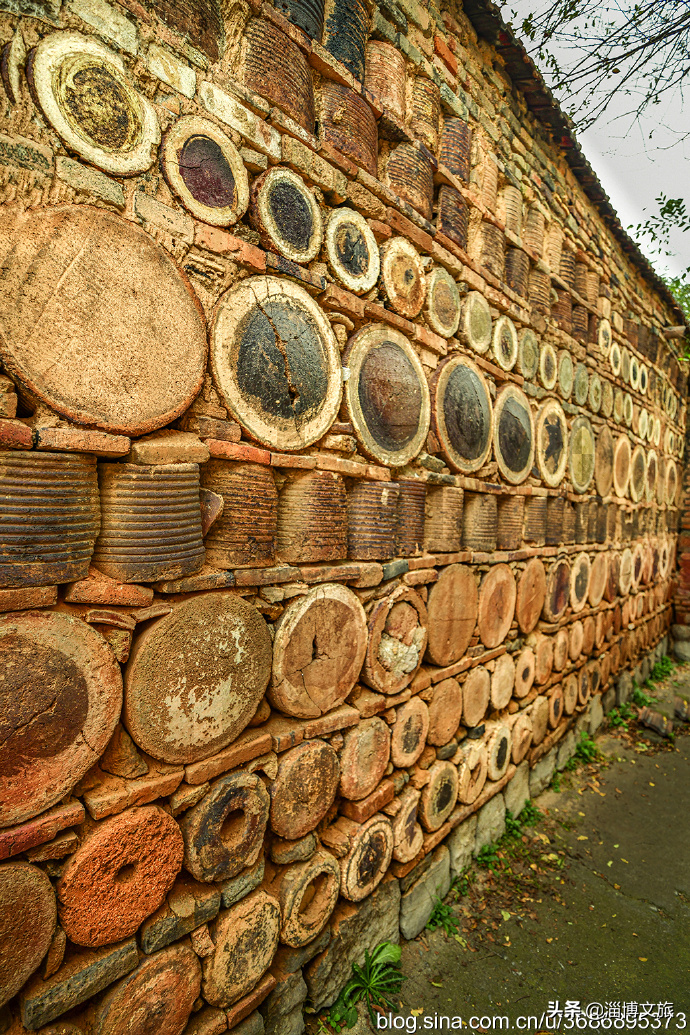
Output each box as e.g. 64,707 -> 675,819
411,1009 -> 424,1016
649,782 -> 655,787
639,957 -> 648,962
577,835 -> 588,841
431,981 -> 443,987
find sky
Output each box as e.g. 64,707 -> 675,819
501,2 -> 690,280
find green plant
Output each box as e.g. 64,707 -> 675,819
452,869 -> 472,899
551,772 -> 561,791
477,842 -> 500,872
427,894 -> 461,937
518,801 -> 543,827
631,684 -> 654,708
608,707 -> 629,730
650,655 -> 674,683
575,730 -> 599,764
564,756 -> 578,771
326,942 -> 404,1031
504,808 -> 522,838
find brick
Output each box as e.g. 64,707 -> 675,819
140,877 -> 221,954
0,132 -> 53,175
225,973 -> 276,1029
263,715 -> 305,753
128,429 -> 209,464
180,414 -> 242,442
154,568 -> 236,593
199,82 -> 282,161
270,452 -> 317,469
85,609 -> 136,630
269,106 -> 319,151
169,781 -> 209,816
319,282 -> 366,320
346,562 -> 384,588
240,146 -> 268,172
68,0 -> 138,53
260,2 -> 311,53
55,156 -> 125,207
281,134 -> 347,200
134,191 -> 194,241
184,729 -> 273,785
194,224 -> 267,270
233,565 -> 301,587
0,800 -> 85,861
185,1006 -> 228,1035
297,562 -> 362,583
64,568 -> 153,605
434,34 -> 458,75
320,140 -> 359,178
0,584 -> 57,612
0,417 -> 33,449
367,217 -> 392,242
415,323 -> 447,355
206,439 -> 271,464
265,251 -> 326,291
21,940 -> 139,1029
36,424 -> 130,456
340,779 -> 395,822
309,40 -> 355,88
362,301 -> 416,336
385,207 -> 434,252
81,768 -> 184,820
270,833 -> 316,864
314,454 -> 369,477
147,43 -> 196,97
218,856 -> 265,908
25,830 -> 80,862
302,705 -> 360,739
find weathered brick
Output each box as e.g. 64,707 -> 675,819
68,0 -> 138,52
55,156 -> 125,207
194,224 -> 267,270
0,417 -> 33,449
0,584 -> 57,613
147,43 -> 196,97
206,439 -> 271,464
225,973 -> 276,1030
0,800 -> 85,861
199,82 -> 281,161
134,192 -> 194,241
184,729 -> 273,785
36,424 -> 130,456
64,569 -> 153,606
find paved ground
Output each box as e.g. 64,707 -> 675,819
397,666 -> 690,1033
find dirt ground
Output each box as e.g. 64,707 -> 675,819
397,662 -> 690,1032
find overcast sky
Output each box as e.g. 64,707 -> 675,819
501,3 -> 690,280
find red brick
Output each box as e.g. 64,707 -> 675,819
363,301 -> 416,336
298,562 -> 362,583
435,230 -> 471,264
319,282 -> 366,320
225,973 -> 277,1029
184,729 -> 273,785
340,779 -> 395,822
0,800 -> 85,860
302,704 -> 360,739
319,140 -> 358,178
270,452 -> 317,469
314,454 -> 369,477
179,415 -> 242,442
36,426 -> 130,457
233,565 -> 301,586
206,439 -> 271,464
367,218 -> 392,243
260,2 -> 310,53
81,769 -> 184,820
0,584 -> 57,612
434,35 -> 458,75
415,324 -> 448,355
64,568 -> 153,606
194,225 -> 266,271
0,417 -> 32,449
385,208 -> 434,253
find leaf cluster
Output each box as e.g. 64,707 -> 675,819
326,942 -> 404,1031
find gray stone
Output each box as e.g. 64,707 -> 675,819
140,877 -> 220,954
674,640 -> 690,663
639,657 -> 652,683
382,559 -> 409,580
219,856 -> 265,908
661,636 -> 669,656
262,1009 -> 304,1035
556,731 -> 576,772
529,750 -> 556,798
616,670 -> 633,706
21,940 -> 138,1029
575,702 -> 592,734
503,762 -> 529,817
272,927 -> 331,976
55,157 -> 125,207
436,739 -> 458,760
474,794 -> 505,856
446,815 -> 477,878
232,1012 -> 265,1035
304,879 -> 401,1010
602,687 -> 616,715
671,624 -> 690,641
270,834 -> 316,865
589,695 -> 604,735
399,846 -> 451,940
261,971 -> 307,1035
400,851 -> 433,894
68,0 -> 138,53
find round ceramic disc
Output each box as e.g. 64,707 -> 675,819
613,388 -> 624,424
210,276 -> 342,451
624,393 -> 633,427
535,398 -> 568,487
424,267 -> 461,338
598,319 -> 611,355
639,365 -> 648,394
629,444 -> 646,502
621,348 -> 630,384
517,328 -> 539,379
569,415 -> 595,493
558,349 -> 573,399
0,205 -> 207,435
588,372 -> 602,413
610,341 -> 621,376
630,355 -> 640,391
492,315 -> 518,371
251,167 -> 323,264
29,31 -> 159,175
573,362 -> 589,406
493,384 -> 535,485
601,378 -> 614,418
431,355 -> 493,474
161,115 -> 249,226
325,207 -> 380,294
458,291 -> 492,354
538,342 -> 558,390
380,236 -> 426,318
595,424 -> 614,497
613,435 -> 631,498
343,324 -> 430,466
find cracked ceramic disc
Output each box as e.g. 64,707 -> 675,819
569,415 -> 595,493
161,114 -> 249,226
430,355 -> 493,474
0,205 -> 207,435
28,31 -> 159,175
343,324 -> 430,466
0,610 -> 123,828
535,398 -> 568,487
380,236 -> 426,318
250,167 -> 322,264
493,384 -> 534,485
325,207 -> 380,293
210,276 -> 342,450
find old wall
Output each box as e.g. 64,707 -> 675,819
0,0 -> 686,1031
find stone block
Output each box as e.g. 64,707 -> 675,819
616,670 -> 633,706
473,794 -> 505,856
260,971 -> 307,1035
399,845 -> 450,940
602,687 -> 616,715
185,1006 -> 229,1034
304,879 -> 400,1010
272,926 -> 331,975
199,82 -> 281,161
446,814 -> 477,878
0,417 -> 33,449
55,156 -> 125,207
529,750 -> 556,798
147,44 -> 196,98
0,584 -> 57,613
68,0 -> 137,53
556,731 -> 576,772
589,696 -> 604,735
671,624 -> 690,641
639,657 -> 652,683
140,877 -> 221,954
218,856 -> 265,908
129,430 -> 209,465
270,834 -> 316,865
230,1011 -> 265,1035
134,192 -> 194,242
503,761 -> 529,817
21,940 -> 139,1029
